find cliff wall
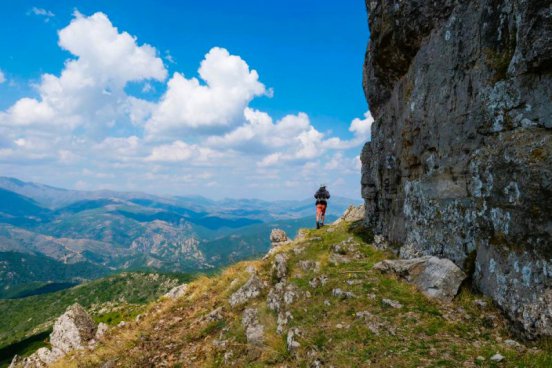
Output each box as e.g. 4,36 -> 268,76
361,0 -> 552,338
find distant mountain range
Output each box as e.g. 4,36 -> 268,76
0,177 -> 360,298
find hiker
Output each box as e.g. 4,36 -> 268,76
314,184 -> 330,229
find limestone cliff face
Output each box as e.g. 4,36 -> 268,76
361,0 -> 552,338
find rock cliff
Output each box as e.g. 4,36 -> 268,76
361,0 -> 551,338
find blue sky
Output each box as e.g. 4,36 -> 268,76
0,1 -> 371,200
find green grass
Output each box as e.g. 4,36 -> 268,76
0,272 -> 192,350
50,222 -> 552,368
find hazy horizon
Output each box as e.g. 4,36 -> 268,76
0,175 -> 363,202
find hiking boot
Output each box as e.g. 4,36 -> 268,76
316,222 -> 320,229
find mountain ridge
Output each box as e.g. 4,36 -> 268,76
0,177 -> 353,298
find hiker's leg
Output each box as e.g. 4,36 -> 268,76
315,206 -> 320,221
316,204 -> 325,228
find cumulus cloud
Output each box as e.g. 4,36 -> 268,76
207,108 -> 324,165
0,11 -> 370,199
323,111 -> 374,149
58,12 -> 166,84
207,108 -> 371,167
0,11 -> 166,132
145,47 -> 267,138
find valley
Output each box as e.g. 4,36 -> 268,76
0,176 -> 354,298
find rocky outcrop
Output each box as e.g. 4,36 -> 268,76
333,204 -> 365,224
374,256 -> 466,302
229,273 -> 264,307
267,281 -> 299,313
272,253 -> 288,281
50,304 -> 97,353
241,308 -> 264,346
164,283 -> 188,299
10,304 -> 97,368
264,229 -> 291,258
270,229 -> 289,246
361,0 -> 552,338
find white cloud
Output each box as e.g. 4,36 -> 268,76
146,140 -> 223,163
58,12 -> 166,84
165,50 -> 176,64
0,11 -> 166,131
95,136 -> 141,160
145,47 -> 267,138
207,108 -> 371,168
207,108 -> 324,166
349,111 -> 373,137
0,69 -> 5,84
323,111 -> 374,149
147,140 -> 193,162
0,11 -> 368,199
29,7 -> 55,21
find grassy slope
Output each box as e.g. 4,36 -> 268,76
53,222 -> 551,368
0,272 -> 192,352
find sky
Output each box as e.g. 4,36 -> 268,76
0,1 -> 371,200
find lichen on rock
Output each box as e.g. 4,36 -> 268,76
361,0 -> 552,338
229,273 -> 264,307
374,256 -> 466,302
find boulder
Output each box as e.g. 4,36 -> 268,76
270,229 -> 288,246
242,308 -> 264,346
50,304 -> 97,353
286,328 -> 301,352
9,304 -> 97,368
164,284 -> 188,299
95,322 -> 109,340
374,256 -> 466,302
272,253 -> 288,281
333,204 -> 365,224
229,274 -> 264,307
276,311 -> 293,335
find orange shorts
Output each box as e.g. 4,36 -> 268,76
316,203 -> 327,217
